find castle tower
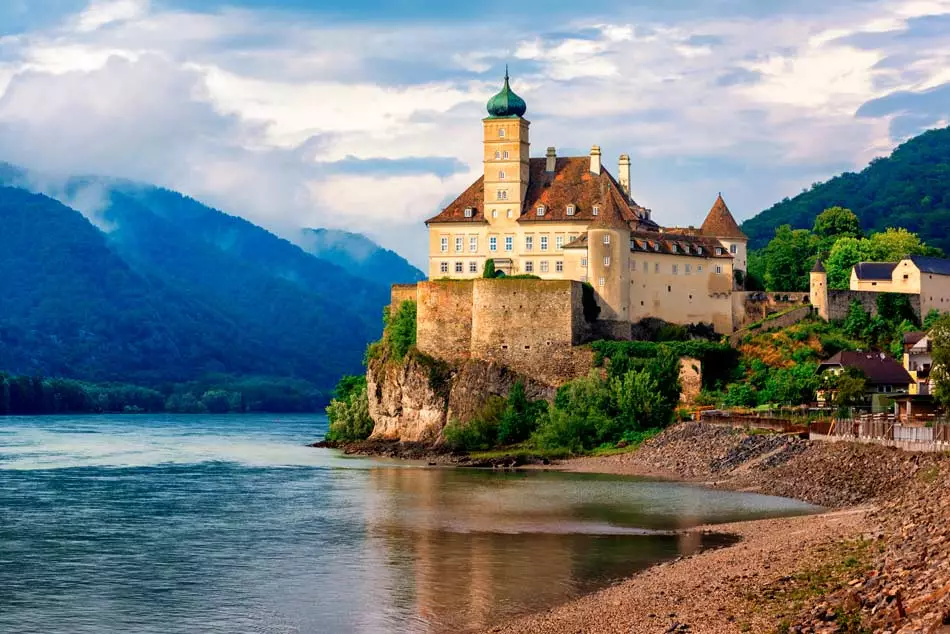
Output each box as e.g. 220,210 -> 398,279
701,194 -> 748,285
586,189 -> 630,321
483,68 -> 530,234
810,258 -> 829,320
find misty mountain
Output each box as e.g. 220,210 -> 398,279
742,127 -> 950,251
0,166 -> 414,390
298,227 -> 425,286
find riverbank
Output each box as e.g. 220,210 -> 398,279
492,422 -> 950,633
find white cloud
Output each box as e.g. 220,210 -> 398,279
0,0 -> 948,266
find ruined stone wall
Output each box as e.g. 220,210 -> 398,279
732,291 -> 812,330
679,357 -> 703,404
470,279 -> 592,385
390,284 -> 418,313
827,290 -> 921,321
416,281 -> 474,363
729,305 -> 814,346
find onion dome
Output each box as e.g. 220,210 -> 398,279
486,67 -> 527,118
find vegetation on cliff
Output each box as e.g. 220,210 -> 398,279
325,375 -> 374,442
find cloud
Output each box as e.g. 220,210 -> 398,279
0,0 -> 949,268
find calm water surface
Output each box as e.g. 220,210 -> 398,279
0,414 -> 818,633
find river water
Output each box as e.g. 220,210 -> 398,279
0,414 -> 818,633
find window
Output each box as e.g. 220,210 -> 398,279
506,209 -> 513,218
440,261 -> 448,273
555,261 -> 563,273
540,236 -> 548,251
497,190 -> 508,201
489,236 -> 498,252
499,128 -> 506,137
524,261 -> 534,273
715,247 -> 723,256
716,265 -> 723,274
730,244 -> 738,254
642,261 -> 648,273
566,204 -> 575,216
604,256 -> 611,266
555,236 -> 563,250
503,151 -> 509,159
469,261 -> 478,273
592,205 -> 600,216
455,262 -> 463,273
655,263 -> 660,273
697,246 -> 703,255
537,205 -> 545,217
540,261 -> 549,273
525,236 -> 533,251
499,170 -> 506,180
671,244 -> 678,253
455,237 -> 463,252
492,209 -> 498,218
469,236 -> 478,252
494,151 -> 500,159
697,265 -> 703,272
581,257 -> 588,268
463,207 -> 473,218
440,237 -> 448,253
685,264 -> 691,275
672,264 -> 678,274
505,236 -> 513,252
598,277 -> 605,287
603,235 -> 611,245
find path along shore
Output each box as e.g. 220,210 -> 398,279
485,423 -> 950,634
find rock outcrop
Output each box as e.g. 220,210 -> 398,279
366,350 -> 555,443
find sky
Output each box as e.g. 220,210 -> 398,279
0,0 -> 948,267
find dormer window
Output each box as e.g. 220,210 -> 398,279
592,205 -> 600,216
653,242 -> 659,252
671,244 -> 678,253
464,207 -> 473,218
697,246 -> 703,255
715,247 -> 723,256
566,204 -> 575,216
537,205 -> 545,217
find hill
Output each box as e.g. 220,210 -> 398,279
0,174 -> 400,392
742,127 -> 950,251
298,228 -> 424,286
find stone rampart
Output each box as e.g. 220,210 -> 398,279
471,279 -> 591,385
729,305 -> 814,346
826,290 -> 921,321
390,284 -> 417,313
416,281 -> 474,362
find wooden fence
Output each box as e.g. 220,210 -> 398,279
809,415 -> 950,451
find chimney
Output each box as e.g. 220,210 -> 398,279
589,145 -> 601,175
618,154 -> 631,199
546,147 -> 557,173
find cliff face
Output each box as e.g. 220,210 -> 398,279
366,350 -> 556,444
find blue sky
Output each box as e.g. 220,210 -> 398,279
0,0 -> 948,267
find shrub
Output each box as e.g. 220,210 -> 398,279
325,375 -> 374,442
443,396 -> 506,451
483,259 -> 497,278
496,381 -> 548,445
386,300 -> 417,360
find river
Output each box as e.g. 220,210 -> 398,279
0,414 -> 818,633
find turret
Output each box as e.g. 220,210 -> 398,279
483,67 -> 530,227
810,257 -> 829,320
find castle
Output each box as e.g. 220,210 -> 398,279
422,71 -> 752,335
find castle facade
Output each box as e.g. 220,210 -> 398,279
424,71 -> 750,334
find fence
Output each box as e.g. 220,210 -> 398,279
809,415 -> 950,452
699,412 -> 809,435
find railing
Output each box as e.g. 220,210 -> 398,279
809,416 -> 950,451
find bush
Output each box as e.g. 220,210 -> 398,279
386,300 -> 417,360
443,396 -> 506,451
496,381 -> 548,445
325,375 -> 374,442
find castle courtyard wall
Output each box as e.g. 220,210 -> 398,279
826,290 -> 921,321
390,284 -> 418,313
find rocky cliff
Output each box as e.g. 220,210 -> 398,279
366,349 -> 555,443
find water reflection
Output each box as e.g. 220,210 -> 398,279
363,468 -> 739,633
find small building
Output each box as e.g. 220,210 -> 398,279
817,351 -> 913,407
903,331 -> 934,395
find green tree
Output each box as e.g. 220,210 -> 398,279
930,315 -> 950,408
843,300 -> 871,339
483,259 -> 497,278
829,367 -> 868,412
762,225 -> 818,291
496,381 -> 547,445
813,206 -> 862,253
385,300 -> 417,360
325,375 -> 374,442
825,237 -> 868,289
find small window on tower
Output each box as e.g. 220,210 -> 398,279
499,128 -> 506,138
566,205 -> 575,216
503,151 -> 509,159
603,235 -> 610,245
494,151 -> 500,160
730,244 -> 737,254
604,256 -> 611,266
592,205 -> 600,216
537,205 -> 545,216
497,190 -> 508,201
499,171 -> 506,180
506,209 -> 513,218
598,277 -> 605,287
464,207 -> 473,218
492,209 -> 498,218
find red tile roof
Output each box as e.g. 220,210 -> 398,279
426,157 -> 658,229
700,194 -> 747,240
819,351 -> 913,386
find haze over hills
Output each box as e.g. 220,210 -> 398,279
742,127 -> 950,252
298,228 -> 425,286
0,164 -> 423,393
